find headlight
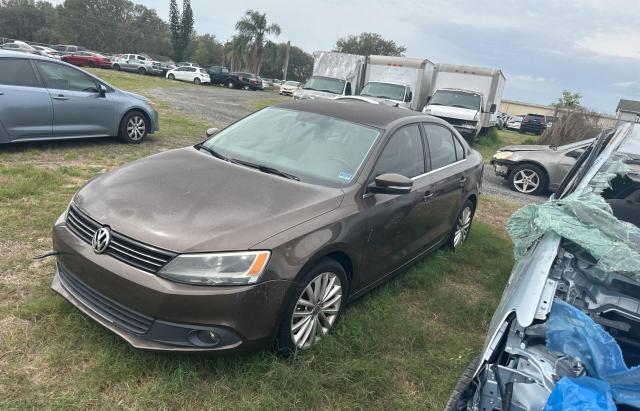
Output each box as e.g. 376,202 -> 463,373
493,151 -> 513,160
157,251 -> 271,286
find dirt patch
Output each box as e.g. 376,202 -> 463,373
476,195 -> 522,236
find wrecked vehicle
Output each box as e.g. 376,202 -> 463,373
446,123 -> 640,410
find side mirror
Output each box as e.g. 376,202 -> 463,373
405,91 -> 413,103
368,173 -> 413,195
98,84 -> 107,97
206,127 -> 220,137
490,103 -> 497,113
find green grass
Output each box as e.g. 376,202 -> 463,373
475,128 -> 539,162
0,69 -> 517,410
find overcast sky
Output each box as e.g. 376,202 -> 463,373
127,0 -> 639,113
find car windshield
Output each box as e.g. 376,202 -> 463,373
203,107 -> 381,186
303,77 -> 345,94
360,82 -> 406,101
429,90 -> 481,110
285,81 -> 300,86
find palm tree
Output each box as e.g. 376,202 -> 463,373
234,10 -> 281,75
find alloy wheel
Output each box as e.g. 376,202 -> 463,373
126,116 -> 146,141
453,206 -> 472,248
290,272 -> 342,350
512,169 -> 540,193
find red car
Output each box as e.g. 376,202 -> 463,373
61,51 -> 111,69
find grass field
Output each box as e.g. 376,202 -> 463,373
0,69 -> 518,410
475,128 -> 539,162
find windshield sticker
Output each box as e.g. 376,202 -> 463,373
338,171 -> 353,181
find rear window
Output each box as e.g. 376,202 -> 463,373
0,58 -> 39,87
527,114 -> 545,121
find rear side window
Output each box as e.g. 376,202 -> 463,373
373,124 -> 424,178
424,124 -> 457,169
36,61 -> 98,92
0,59 -> 39,87
453,135 -> 465,161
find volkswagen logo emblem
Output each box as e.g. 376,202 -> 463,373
92,227 -> 111,254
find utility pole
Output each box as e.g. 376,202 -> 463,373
282,41 -> 290,81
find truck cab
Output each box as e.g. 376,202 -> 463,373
293,75 -> 352,100
423,88 -> 495,142
357,81 -> 413,108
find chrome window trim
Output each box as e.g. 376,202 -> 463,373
411,159 -> 466,181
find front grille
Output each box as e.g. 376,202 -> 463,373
58,264 -> 154,335
66,204 -> 176,273
439,116 -> 466,126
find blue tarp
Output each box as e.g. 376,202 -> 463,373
545,299 -> 640,408
544,377 -> 616,411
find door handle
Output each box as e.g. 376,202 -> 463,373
424,191 -> 434,202
459,176 -> 467,186
52,95 -> 68,101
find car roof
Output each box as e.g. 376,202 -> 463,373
0,50 -> 49,60
272,99 -> 444,129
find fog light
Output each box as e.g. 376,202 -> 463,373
188,329 -> 221,347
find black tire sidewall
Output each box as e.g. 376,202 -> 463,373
194,78 -> 200,85
118,111 -> 147,144
509,164 -> 547,195
447,199 -> 475,250
275,258 -> 348,356
168,74 -> 175,80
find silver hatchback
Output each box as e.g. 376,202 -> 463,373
0,50 -> 158,144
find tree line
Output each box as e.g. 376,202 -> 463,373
0,0 -> 406,82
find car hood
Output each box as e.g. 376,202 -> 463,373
73,147 -> 344,253
424,105 -> 478,121
499,144 -> 551,152
122,91 -> 150,103
294,89 -> 342,100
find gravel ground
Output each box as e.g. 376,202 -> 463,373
149,85 -> 547,206
147,85 -> 290,127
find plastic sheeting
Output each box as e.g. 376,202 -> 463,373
544,377 -> 616,411
507,187 -> 640,278
545,299 -> 640,408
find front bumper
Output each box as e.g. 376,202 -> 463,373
520,124 -> 545,133
453,125 -> 477,140
51,222 -> 292,352
490,159 -> 517,178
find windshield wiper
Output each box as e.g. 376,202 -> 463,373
195,143 -> 229,161
230,158 -> 299,181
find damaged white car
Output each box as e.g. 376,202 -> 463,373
446,123 -> 640,411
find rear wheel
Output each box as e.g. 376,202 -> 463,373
113,64 -> 120,71
275,258 -> 347,356
194,77 -> 201,85
509,164 -> 547,195
227,80 -> 235,89
118,111 -> 147,144
447,200 -> 475,250
88,61 -> 96,68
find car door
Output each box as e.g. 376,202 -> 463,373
185,67 -> 196,81
357,124 -> 429,288
0,58 -> 53,142
420,123 -> 467,242
551,145 -> 587,189
34,60 -> 114,137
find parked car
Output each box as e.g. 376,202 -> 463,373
505,115 -> 523,130
111,54 -> 154,75
519,113 -> 547,135
225,72 -> 262,90
166,66 -> 210,85
491,138 -> 593,195
151,61 -> 175,77
61,51 -> 112,68
32,45 -> 61,59
204,65 -> 230,85
52,44 -> 85,53
1,41 -> 38,54
446,123 -> 640,411
0,50 -> 158,144
279,80 -> 300,96
176,62 -> 198,68
545,115 -> 559,128
50,99 -> 483,354
260,77 -> 272,89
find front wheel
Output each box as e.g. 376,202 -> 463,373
227,80 -> 235,89
275,258 -> 347,356
447,200 -> 475,250
118,111 -> 148,144
138,67 -> 147,75
113,64 -> 120,71
444,355 -> 482,411
168,74 -> 175,80
509,164 -> 546,195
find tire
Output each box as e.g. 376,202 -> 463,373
509,163 -> 547,195
444,355 -> 482,411
113,64 -> 120,71
194,77 -> 201,85
118,111 -> 148,144
447,199 -> 475,250
138,67 -> 147,75
243,85 -> 250,91
168,74 -> 175,80
88,61 -> 96,68
275,258 -> 348,356
226,80 -> 235,89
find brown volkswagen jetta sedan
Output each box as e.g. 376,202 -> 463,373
51,100 -> 483,354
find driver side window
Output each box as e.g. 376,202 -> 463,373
36,61 -> 98,92
372,124 -> 425,179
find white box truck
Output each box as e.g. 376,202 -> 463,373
423,64 -> 505,142
355,55 -> 435,110
294,51 -> 366,101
